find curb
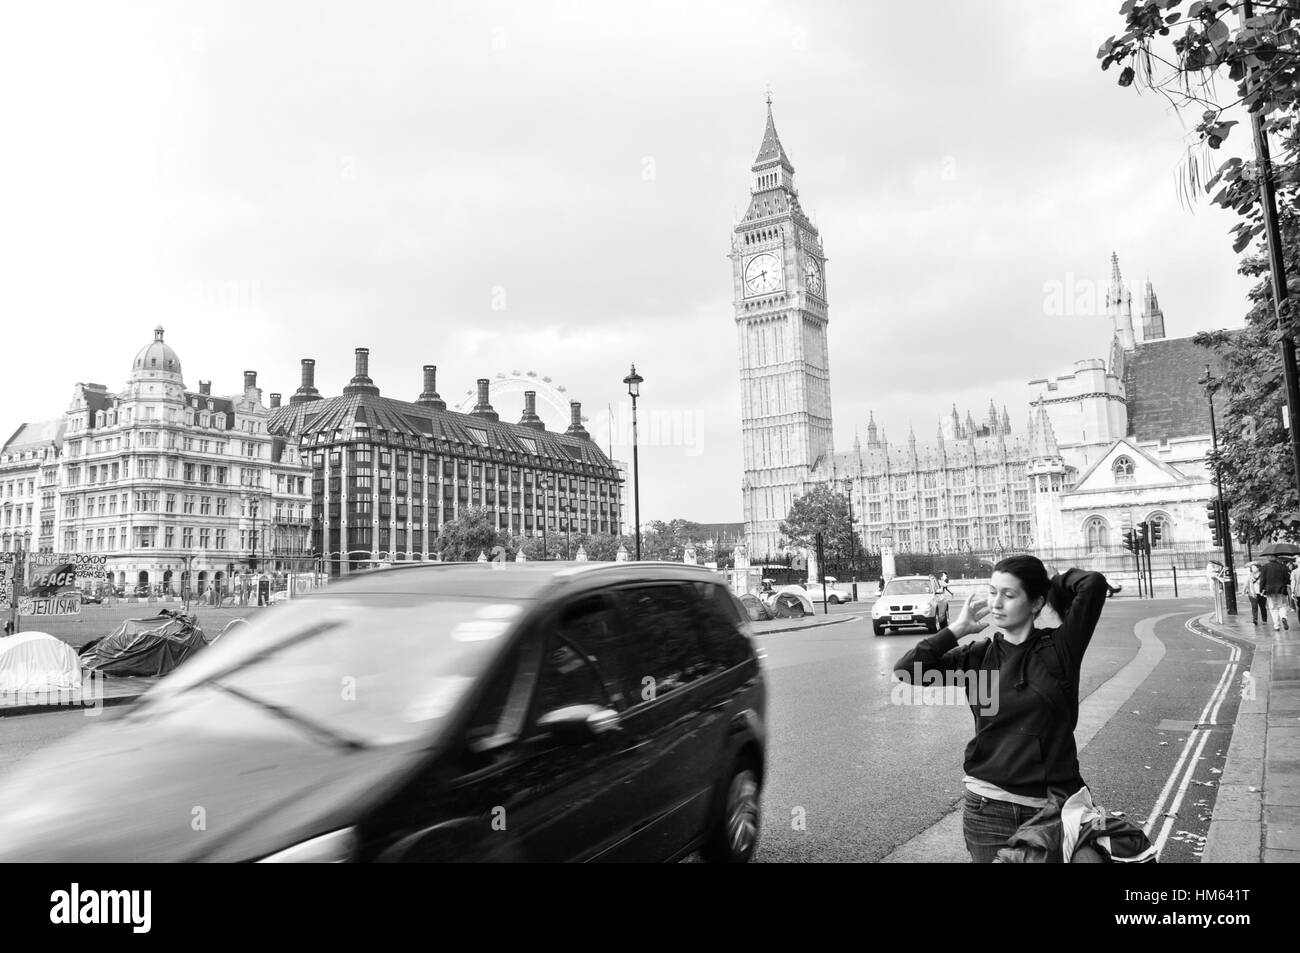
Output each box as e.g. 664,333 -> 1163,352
753,614 -> 860,636
1192,613 -> 1268,864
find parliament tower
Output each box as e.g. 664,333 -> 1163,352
733,99 -> 833,557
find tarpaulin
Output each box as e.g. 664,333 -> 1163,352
79,611 -> 207,678
0,632 -> 83,693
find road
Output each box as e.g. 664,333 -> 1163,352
750,596 -> 1249,862
0,596 -> 1248,863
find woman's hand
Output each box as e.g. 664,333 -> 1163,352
949,591 -> 991,638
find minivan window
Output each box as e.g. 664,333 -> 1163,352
615,584 -> 713,701
694,582 -> 753,669
534,635 -> 611,717
549,595 -> 632,708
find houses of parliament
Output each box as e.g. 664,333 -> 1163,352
734,102 -> 1221,564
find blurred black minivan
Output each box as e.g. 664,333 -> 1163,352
0,562 -> 766,862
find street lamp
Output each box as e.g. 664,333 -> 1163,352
842,477 -> 857,583
563,504 -> 573,560
540,478 -> 550,560
1199,364 -> 1239,615
623,364 -> 643,561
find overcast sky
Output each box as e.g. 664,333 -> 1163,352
0,1 -> 1257,523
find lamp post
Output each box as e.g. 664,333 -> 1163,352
1199,364 -> 1238,615
623,364 -> 643,560
842,477 -> 857,584
540,478 -> 549,560
182,552 -> 193,610
564,505 -> 572,560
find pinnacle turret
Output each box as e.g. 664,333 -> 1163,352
1141,276 -> 1166,341
1030,402 -> 1060,459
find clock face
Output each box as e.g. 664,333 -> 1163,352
744,253 -> 781,295
804,259 -> 823,296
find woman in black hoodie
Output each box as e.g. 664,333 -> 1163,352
893,555 -> 1110,862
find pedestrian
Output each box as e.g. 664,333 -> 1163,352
938,571 -> 954,597
878,576 -> 886,596
1247,562 -> 1267,626
1260,553 -> 1291,632
1289,559 -> 1300,619
893,555 -> 1111,863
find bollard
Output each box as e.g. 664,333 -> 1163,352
1171,564 -> 1178,598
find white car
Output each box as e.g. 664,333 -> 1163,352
807,577 -> 855,605
872,575 -> 950,636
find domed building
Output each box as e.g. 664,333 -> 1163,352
0,327 -> 314,603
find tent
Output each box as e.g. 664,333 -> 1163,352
79,611 -> 208,678
0,632 -> 83,693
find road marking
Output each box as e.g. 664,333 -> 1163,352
1143,620 -> 1240,856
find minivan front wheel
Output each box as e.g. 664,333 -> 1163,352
702,758 -> 762,863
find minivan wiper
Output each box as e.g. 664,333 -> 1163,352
206,680 -> 369,752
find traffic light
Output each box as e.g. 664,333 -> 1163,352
1206,500 -> 1222,547
1138,521 -> 1150,553
1149,520 -> 1162,548
1122,529 -> 1136,554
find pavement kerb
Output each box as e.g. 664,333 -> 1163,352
752,614 -> 860,636
1194,610 -> 1300,864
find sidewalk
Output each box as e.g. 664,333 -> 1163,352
751,612 -> 860,636
1199,606 -> 1300,863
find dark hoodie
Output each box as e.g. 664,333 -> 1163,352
893,569 -> 1109,799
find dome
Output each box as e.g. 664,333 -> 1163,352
131,326 -> 183,381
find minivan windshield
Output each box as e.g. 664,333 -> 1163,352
138,595 -> 525,746
883,579 -> 933,596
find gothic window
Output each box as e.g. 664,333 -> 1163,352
1112,456 -> 1135,484
1147,513 -> 1172,549
1084,516 -> 1110,552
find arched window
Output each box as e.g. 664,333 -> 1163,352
1084,516 -> 1110,552
1113,456 -> 1135,483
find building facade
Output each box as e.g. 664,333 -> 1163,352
0,421 -> 61,553
267,350 -> 623,577
734,101 -> 833,558
808,405 -> 1035,555
1,327 -> 313,595
1024,255 -> 1222,564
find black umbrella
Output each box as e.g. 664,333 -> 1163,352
1257,541 -> 1300,556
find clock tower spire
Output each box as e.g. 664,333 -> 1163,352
733,99 -> 833,558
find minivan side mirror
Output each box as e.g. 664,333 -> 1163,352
536,704 -> 620,744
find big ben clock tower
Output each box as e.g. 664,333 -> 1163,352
733,98 -> 833,558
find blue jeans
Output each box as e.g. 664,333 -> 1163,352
962,790 -> 1037,863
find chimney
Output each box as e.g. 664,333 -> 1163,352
565,400 -> 590,439
519,390 -> 545,431
244,370 -> 257,390
290,358 -> 322,404
471,378 -> 499,421
199,380 -> 211,396
343,347 -> 380,396
416,364 -> 446,410
269,393 -> 282,409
